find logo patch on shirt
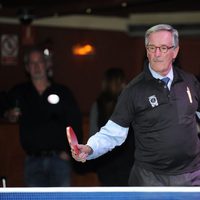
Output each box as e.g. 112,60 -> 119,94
148,95 -> 158,107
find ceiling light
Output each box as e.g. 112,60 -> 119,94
72,43 -> 95,56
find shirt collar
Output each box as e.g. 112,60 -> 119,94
148,64 -> 174,81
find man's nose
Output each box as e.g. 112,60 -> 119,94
155,47 -> 162,56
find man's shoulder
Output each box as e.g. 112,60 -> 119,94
126,72 -> 145,90
119,72 -> 145,100
51,82 -> 71,92
50,82 -> 75,97
175,66 -> 196,81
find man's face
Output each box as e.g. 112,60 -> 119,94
146,30 -> 179,76
26,51 -> 47,80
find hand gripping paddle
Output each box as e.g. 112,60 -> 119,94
66,126 -> 79,155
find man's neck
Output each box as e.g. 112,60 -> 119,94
148,64 -> 174,80
32,78 -> 50,95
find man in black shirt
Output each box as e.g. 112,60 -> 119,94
72,24 -> 200,186
4,47 -> 82,187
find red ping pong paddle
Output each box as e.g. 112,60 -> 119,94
66,126 -> 79,155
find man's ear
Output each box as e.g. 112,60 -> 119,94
173,46 -> 179,59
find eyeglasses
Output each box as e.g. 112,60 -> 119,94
146,45 -> 174,53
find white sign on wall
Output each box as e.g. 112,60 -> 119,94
1,34 -> 18,66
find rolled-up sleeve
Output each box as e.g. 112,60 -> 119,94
86,120 -> 129,160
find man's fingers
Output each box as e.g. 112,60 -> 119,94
71,148 -> 88,162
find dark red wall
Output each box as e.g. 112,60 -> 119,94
0,23 -> 200,115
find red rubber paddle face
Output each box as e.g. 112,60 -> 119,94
66,126 -> 79,154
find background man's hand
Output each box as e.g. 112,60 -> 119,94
4,108 -> 21,123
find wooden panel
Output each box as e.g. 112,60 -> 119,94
0,122 -> 25,187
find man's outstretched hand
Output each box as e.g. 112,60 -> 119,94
71,144 -> 93,163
